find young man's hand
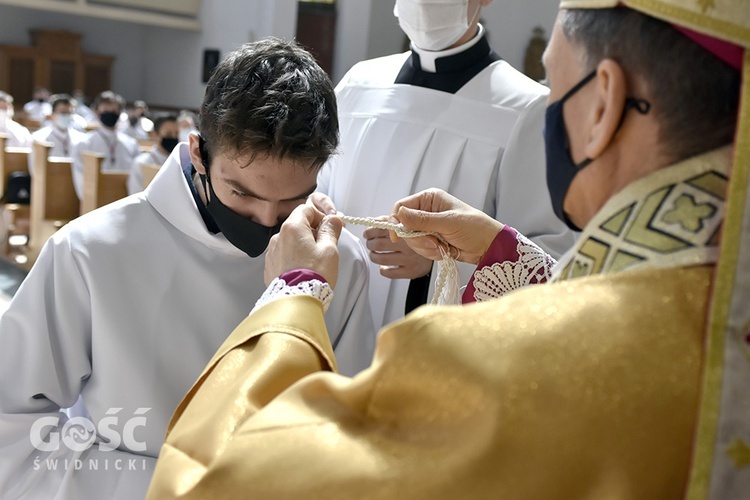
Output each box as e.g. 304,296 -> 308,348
308,192 -> 337,215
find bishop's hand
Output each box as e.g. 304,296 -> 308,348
264,200 -> 343,288
391,188 -> 504,265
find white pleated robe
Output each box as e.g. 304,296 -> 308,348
319,52 -> 576,329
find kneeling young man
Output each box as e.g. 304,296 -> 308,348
0,39 -> 375,499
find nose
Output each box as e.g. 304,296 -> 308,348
253,202 -> 281,227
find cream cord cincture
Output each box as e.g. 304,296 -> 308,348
337,214 -> 461,306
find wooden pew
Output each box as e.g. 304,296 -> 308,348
0,134 -> 31,195
80,152 -> 129,215
138,138 -> 156,153
28,141 -> 79,263
141,163 -> 160,190
0,134 -> 32,257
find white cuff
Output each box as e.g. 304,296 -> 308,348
251,277 -> 334,315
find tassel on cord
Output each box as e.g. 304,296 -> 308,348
337,214 -> 461,306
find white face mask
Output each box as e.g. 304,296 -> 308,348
0,107 -> 13,120
55,113 -> 73,130
394,0 -> 476,51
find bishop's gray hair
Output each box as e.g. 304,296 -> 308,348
561,8 -> 740,162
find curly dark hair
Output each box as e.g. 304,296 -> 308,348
199,38 -> 339,172
561,8 -> 741,162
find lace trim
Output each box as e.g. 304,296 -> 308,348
251,278 -> 333,314
472,232 -> 556,302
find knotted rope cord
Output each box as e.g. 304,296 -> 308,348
338,214 -> 461,306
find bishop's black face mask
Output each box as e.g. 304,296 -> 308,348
544,70 -> 651,231
198,137 -> 281,258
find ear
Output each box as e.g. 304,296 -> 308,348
584,59 -> 627,159
188,132 -> 206,175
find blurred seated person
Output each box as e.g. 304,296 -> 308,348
72,89 -> 97,126
177,109 -> 199,143
72,90 -> 140,198
0,91 -> 32,148
28,93 -> 87,174
22,86 -> 51,124
127,112 -> 178,194
118,100 -> 154,141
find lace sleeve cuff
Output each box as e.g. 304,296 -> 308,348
251,269 -> 334,314
462,226 -> 556,303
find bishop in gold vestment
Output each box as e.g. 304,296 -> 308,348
148,1 -> 750,498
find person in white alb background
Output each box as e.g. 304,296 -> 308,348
22,86 -> 52,124
0,91 -> 32,148
127,112 -> 178,194
72,90 -> 140,199
28,93 -> 87,174
118,99 -> 154,141
317,0 -> 577,329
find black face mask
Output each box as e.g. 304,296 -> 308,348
198,137 -> 281,258
544,71 -> 651,231
160,137 -> 179,153
99,112 -> 119,128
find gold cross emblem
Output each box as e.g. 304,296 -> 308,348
662,194 -> 716,232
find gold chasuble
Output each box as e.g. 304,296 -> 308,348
148,2 -> 750,498
149,152 -> 731,499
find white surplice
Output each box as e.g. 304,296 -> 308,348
318,49 -> 576,329
0,143 -> 375,499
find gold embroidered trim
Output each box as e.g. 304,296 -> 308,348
559,0 -> 750,48
554,149 -> 729,282
686,51 -> 750,500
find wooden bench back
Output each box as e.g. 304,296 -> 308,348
28,141 -> 79,255
138,139 -> 156,153
80,152 -> 129,215
0,134 -> 31,196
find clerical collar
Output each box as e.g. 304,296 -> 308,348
410,24 -> 486,73
395,25 -> 501,94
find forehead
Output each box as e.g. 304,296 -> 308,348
98,101 -> 120,109
216,147 -> 317,179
